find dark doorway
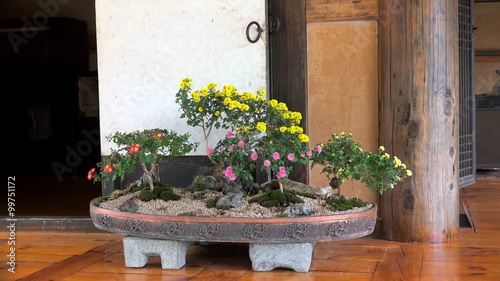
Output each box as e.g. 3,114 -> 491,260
1,1 -> 101,216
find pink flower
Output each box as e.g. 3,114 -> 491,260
272,152 -> 280,160
276,166 -> 287,179
228,145 -> 234,152
300,153 -> 305,157
206,147 -> 213,155
306,150 -> 313,157
251,152 -> 258,161
263,160 -> 271,167
226,131 -> 234,138
315,145 -> 322,153
222,166 -> 236,181
287,153 -> 295,161
238,140 -> 244,148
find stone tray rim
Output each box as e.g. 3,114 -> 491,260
90,201 -> 377,243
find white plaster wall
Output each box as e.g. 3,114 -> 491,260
96,0 -> 267,155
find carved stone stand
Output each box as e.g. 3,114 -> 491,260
123,236 -> 194,269
90,202 -> 377,272
249,242 -> 314,272
122,236 -> 314,272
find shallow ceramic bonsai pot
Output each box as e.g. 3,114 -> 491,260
90,201 -> 377,272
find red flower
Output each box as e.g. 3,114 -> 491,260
103,164 -> 114,173
154,132 -> 163,138
129,143 -> 140,154
87,168 -> 95,180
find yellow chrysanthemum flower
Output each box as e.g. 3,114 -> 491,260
198,107 -> 203,112
214,111 -> 220,117
256,122 -> 267,133
279,126 -> 288,133
298,133 -> 309,143
201,88 -> 209,97
406,170 -> 413,176
278,102 -> 287,111
207,82 -> 218,89
393,157 -> 402,167
180,78 -> 192,88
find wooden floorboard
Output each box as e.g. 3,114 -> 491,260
0,176 -> 498,281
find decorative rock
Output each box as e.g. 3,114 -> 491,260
261,179 -> 323,198
118,201 -> 139,213
217,192 -> 244,208
122,236 -> 193,269
249,242 -> 314,272
189,175 -> 218,191
329,194 -> 340,200
284,203 -> 315,216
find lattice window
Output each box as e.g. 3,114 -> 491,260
458,0 -> 476,186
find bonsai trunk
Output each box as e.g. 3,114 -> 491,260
140,163 -> 156,191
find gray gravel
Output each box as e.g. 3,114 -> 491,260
98,187 -> 373,218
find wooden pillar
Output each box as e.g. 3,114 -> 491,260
378,0 -> 460,242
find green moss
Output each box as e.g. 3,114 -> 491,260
155,181 -> 173,188
216,205 -> 232,210
177,212 -> 194,216
206,199 -> 232,210
135,184 -> 181,202
248,190 -> 304,208
138,189 -> 157,201
92,195 -> 110,206
130,184 -> 143,193
159,190 -> 181,201
326,197 -> 369,211
206,199 -> 217,208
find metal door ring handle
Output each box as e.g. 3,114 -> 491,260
246,21 -> 263,44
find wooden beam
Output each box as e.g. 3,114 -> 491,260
475,55 -> 500,63
378,0 -> 460,242
306,0 -> 378,23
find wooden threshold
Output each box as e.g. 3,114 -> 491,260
0,216 -> 102,232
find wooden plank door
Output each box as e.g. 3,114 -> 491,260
267,0 -> 308,183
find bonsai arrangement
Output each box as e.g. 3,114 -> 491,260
89,78 -> 412,215
87,78 -> 412,272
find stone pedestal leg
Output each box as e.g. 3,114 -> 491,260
249,242 -> 314,272
122,236 -> 193,269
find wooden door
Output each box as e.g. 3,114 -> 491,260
267,0 -> 308,183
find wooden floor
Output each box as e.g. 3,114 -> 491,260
1,177 -> 499,281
